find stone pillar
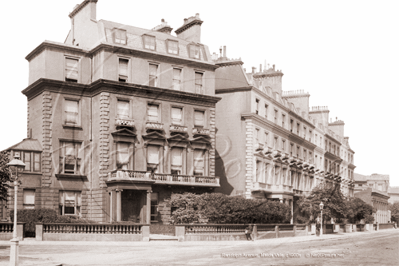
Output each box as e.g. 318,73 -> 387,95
290,199 -> 293,224
146,190 -> 151,224
116,189 -> 122,222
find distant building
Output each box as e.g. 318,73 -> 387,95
354,188 -> 390,223
388,186 -> 399,204
213,48 -> 356,223
354,173 -> 390,193
4,0 -> 220,224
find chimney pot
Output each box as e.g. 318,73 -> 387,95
273,64 -> 275,71
184,18 -> 188,23
223,45 -> 226,58
161,19 -> 165,23
260,64 -> 262,72
252,67 -> 256,74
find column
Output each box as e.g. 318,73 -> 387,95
290,199 -> 293,224
146,190 -> 151,224
116,189 -> 122,222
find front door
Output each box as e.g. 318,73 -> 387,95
122,190 -> 145,223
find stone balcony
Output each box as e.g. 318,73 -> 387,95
252,182 -> 293,194
192,127 -> 210,136
145,122 -> 164,131
107,170 -> 220,187
254,142 -> 264,151
115,118 -> 135,128
169,124 -> 188,134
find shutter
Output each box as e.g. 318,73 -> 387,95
147,146 -> 159,164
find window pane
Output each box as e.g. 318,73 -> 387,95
24,152 -> 31,171
144,36 -> 156,50
117,142 -> 130,169
23,190 -> 35,205
171,148 -> 182,166
119,59 -> 128,76
148,146 -> 159,164
195,73 -> 203,85
65,100 -> 79,124
117,100 -> 129,119
65,58 -> 78,80
168,41 -> 178,54
194,111 -> 204,126
148,105 -> 158,122
34,153 -> 41,172
65,192 -> 76,206
171,108 -> 182,124
149,64 -> 158,76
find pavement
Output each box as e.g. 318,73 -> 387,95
0,228 -> 395,247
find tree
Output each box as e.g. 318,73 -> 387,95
297,182 -> 347,223
345,198 -> 375,224
0,151 -> 11,201
389,202 -> 399,222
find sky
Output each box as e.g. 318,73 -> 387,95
0,0 -> 398,185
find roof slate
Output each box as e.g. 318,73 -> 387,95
4,139 -> 42,152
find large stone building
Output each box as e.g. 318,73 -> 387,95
353,173 -> 391,223
5,0 -> 221,224
388,186 -> 399,204
214,50 -> 356,222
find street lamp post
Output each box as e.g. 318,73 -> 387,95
7,154 -> 25,266
319,201 -> 324,236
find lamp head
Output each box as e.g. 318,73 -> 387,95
7,153 -> 26,177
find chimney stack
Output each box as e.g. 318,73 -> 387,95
175,13 -> 203,43
223,46 -> 226,58
273,64 -> 275,71
252,67 -> 256,74
259,64 -> 262,72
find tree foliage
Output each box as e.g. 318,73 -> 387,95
0,151 -> 11,201
389,202 -> 399,222
167,193 -> 291,224
344,197 -> 375,224
298,182 -> 376,224
297,182 -> 347,223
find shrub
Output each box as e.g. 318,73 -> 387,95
10,208 -> 96,237
167,193 -> 291,224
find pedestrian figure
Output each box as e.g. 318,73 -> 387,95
316,219 -> 321,236
245,225 -> 253,241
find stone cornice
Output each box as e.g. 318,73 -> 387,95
215,86 -> 252,94
25,41 -> 218,71
288,110 -> 315,129
90,43 -> 218,71
288,132 -> 317,150
25,41 -> 90,61
371,191 -> 390,200
314,146 -> 324,154
175,19 -> 203,34
241,113 -> 290,139
324,151 -> 342,163
253,72 -> 284,78
22,78 -> 221,107
215,60 -> 244,67
348,163 -> 356,169
325,133 -> 341,145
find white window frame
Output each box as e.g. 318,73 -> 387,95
23,189 -> 35,209
59,191 -> 82,216
195,72 -> 204,94
114,28 -> 127,45
172,68 -> 182,91
116,142 -> 133,170
149,63 -> 159,87
193,149 -> 207,176
167,40 -> 179,55
59,141 -> 82,175
170,147 -> 183,175
116,99 -> 130,119
65,57 -> 79,82
143,35 -> 156,50
118,58 -> 129,82
194,110 -> 205,127
171,106 -> 183,125
147,103 -> 160,123
147,145 -> 162,173
64,98 -> 81,126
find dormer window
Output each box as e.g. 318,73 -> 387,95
114,29 -> 127,45
167,40 -> 179,55
188,44 -> 200,59
143,35 -> 156,50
